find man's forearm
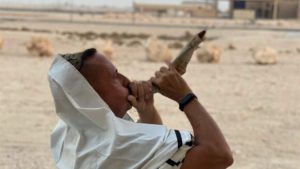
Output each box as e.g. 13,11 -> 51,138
137,106 -> 163,125
179,98 -> 233,169
183,99 -> 232,156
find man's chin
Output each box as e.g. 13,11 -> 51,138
126,101 -> 133,110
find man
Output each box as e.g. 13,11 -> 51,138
48,48 -> 233,169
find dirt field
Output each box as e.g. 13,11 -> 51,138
0,12 -> 299,169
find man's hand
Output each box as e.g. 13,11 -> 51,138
151,64 -> 192,102
128,81 -> 162,124
151,63 -> 233,169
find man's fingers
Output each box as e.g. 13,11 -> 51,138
155,71 -> 162,78
151,77 -> 158,85
137,82 -> 145,99
131,81 -> 154,101
127,95 -> 137,107
147,81 -> 153,94
130,81 -> 138,97
168,63 -> 176,71
143,81 -> 153,99
164,60 -> 171,67
150,77 -> 161,91
160,66 -> 168,73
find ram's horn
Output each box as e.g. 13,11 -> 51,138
172,30 -> 206,75
151,30 -> 206,93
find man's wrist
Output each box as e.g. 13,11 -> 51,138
137,106 -> 156,120
137,106 -> 162,124
176,89 -> 193,103
179,93 -> 197,111
138,105 -> 155,114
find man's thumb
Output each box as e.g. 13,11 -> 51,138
127,95 -> 137,107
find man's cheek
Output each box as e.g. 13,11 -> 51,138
122,87 -> 130,96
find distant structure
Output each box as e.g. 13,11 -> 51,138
229,0 -> 300,19
133,0 -> 218,18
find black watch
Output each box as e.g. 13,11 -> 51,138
179,93 -> 197,111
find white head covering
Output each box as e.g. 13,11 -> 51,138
48,55 -> 193,169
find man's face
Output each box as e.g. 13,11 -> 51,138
80,53 -> 132,118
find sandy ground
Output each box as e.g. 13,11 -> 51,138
0,13 -> 300,169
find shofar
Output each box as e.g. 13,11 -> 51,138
172,30 -> 206,75
151,30 -> 206,93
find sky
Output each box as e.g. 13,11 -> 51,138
2,0 -> 184,7
1,0 -> 229,11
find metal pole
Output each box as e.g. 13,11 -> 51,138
229,0 -> 234,18
298,0 -> 300,19
273,0 -> 278,19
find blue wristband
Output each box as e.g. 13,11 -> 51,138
179,93 -> 197,111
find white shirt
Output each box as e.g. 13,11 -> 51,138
48,55 -> 193,169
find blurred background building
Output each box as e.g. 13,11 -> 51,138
133,0 -> 300,19
229,0 -> 300,19
1,0 -> 300,20
133,0 -> 218,18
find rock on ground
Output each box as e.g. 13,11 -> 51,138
253,47 -> 278,65
145,37 -> 172,62
196,43 -> 222,63
26,37 -> 53,57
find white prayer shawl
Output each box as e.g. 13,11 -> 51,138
48,55 -> 193,169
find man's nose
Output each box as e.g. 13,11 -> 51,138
123,76 -> 133,95
120,73 -> 130,87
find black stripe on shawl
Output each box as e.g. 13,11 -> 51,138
166,159 -> 181,166
185,133 -> 194,146
185,141 -> 193,146
174,130 -> 182,149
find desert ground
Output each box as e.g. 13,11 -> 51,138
0,10 -> 300,169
